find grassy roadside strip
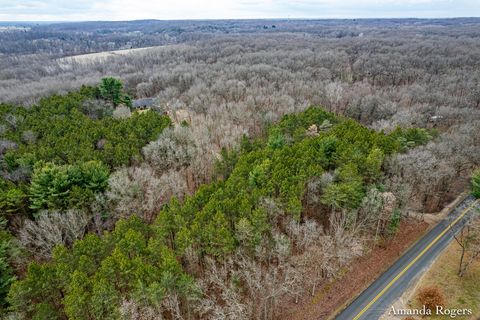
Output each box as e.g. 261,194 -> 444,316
409,240 -> 480,319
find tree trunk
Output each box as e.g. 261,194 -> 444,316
458,245 -> 466,277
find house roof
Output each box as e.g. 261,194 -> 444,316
133,98 -> 156,108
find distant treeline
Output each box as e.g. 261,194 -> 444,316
2,18 -> 480,56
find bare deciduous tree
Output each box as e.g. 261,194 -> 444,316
106,164 -> 188,223
143,125 -> 196,174
18,210 -> 89,259
452,215 -> 480,277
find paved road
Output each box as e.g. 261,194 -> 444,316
335,195 -> 480,320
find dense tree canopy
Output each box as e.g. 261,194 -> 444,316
0,82 -> 171,222
99,77 -> 131,108
6,106 -> 429,318
29,161 -> 109,212
472,170 -> 480,198
8,216 -> 196,320
0,226 -> 15,311
0,93 -> 170,170
0,80 -> 172,312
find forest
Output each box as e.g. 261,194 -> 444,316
3,18 -> 477,56
0,83 -> 431,318
1,18 -> 480,319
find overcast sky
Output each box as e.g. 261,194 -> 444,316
0,0 -> 479,21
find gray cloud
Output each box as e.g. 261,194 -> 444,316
1,0 -> 96,13
0,0 -> 479,21
233,0 -> 480,18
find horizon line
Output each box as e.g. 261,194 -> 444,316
1,16 -> 480,24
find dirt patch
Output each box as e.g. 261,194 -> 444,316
282,219 -> 429,320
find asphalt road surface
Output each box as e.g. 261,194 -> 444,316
335,195 -> 480,320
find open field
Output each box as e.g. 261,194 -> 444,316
57,45 -> 167,64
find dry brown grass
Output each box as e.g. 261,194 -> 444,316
411,240 -> 480,319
